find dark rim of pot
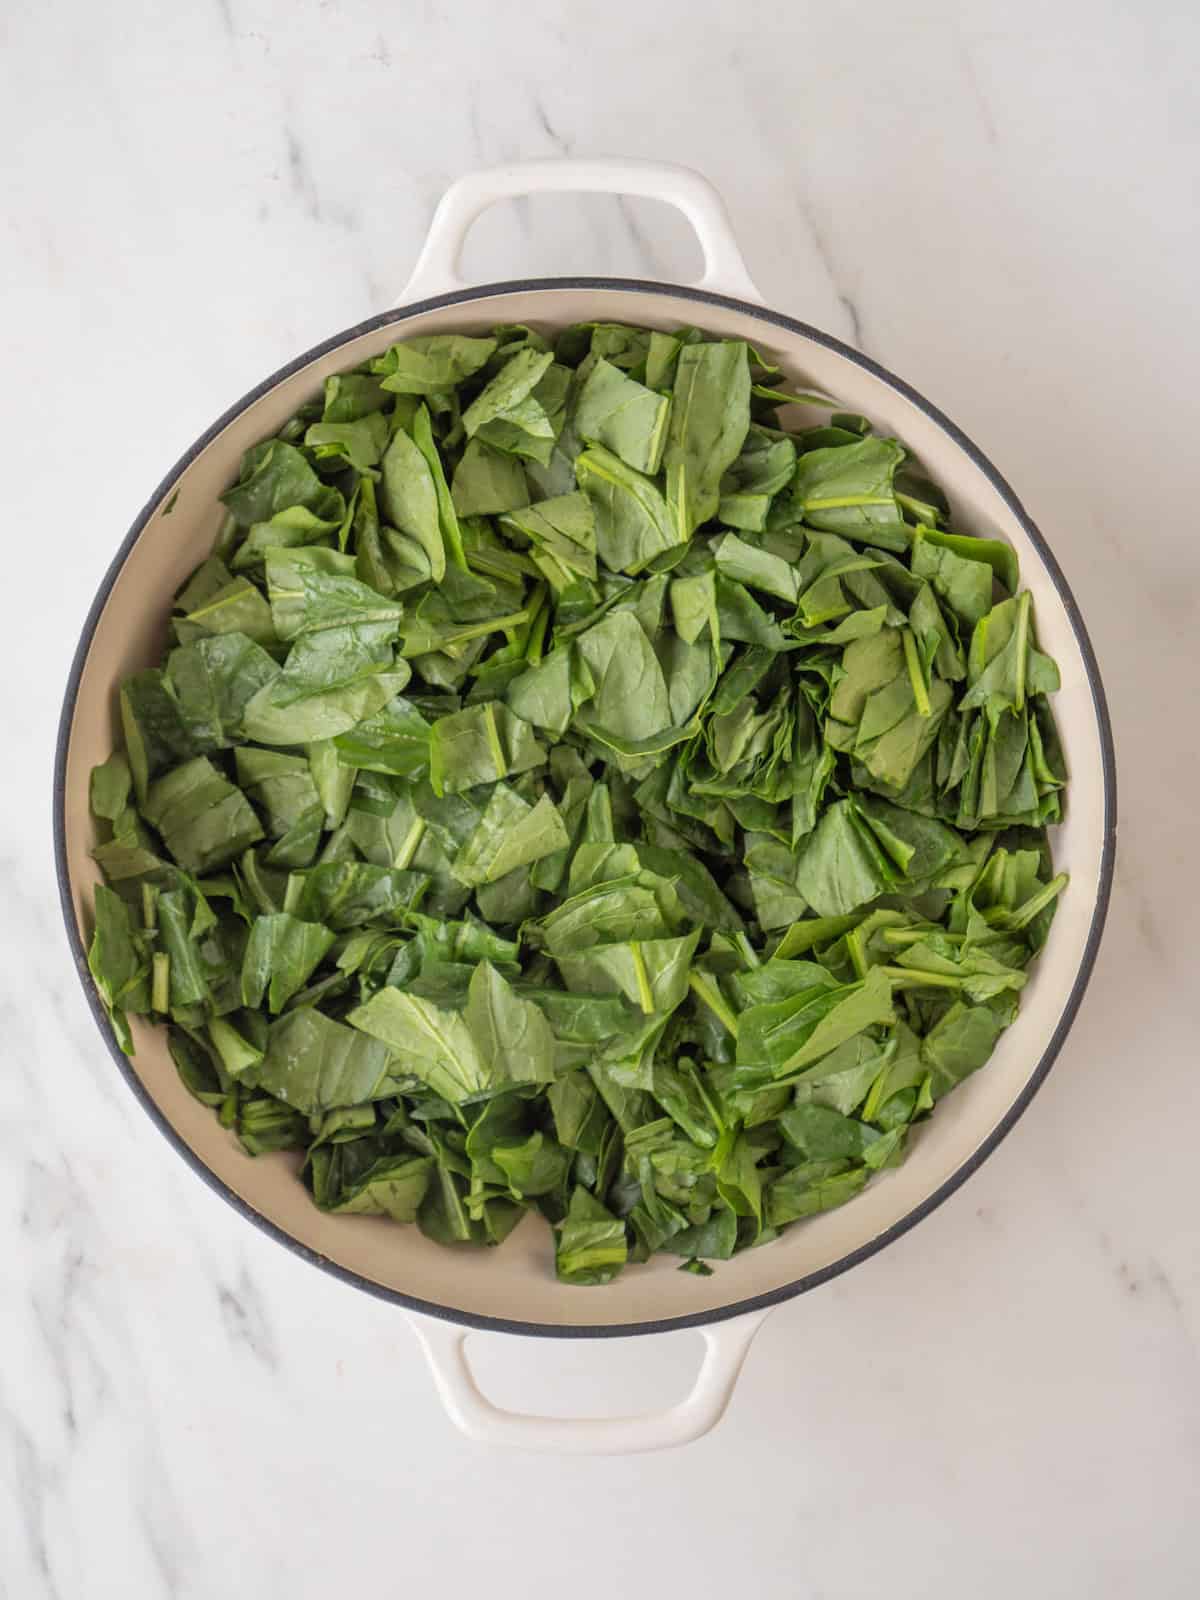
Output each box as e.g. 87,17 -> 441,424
53,278 -> 1118,1339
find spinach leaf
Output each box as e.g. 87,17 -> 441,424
555,1188 -> 628,1285
143,757 -> 264,873
429,702 -> 545,794
348,961 -> 555,1103
574,357 -> 671,474
87,885 -> 151,1052
451,787 -> 569,886
792,437 -> 908,550
576,444 -> 678,574
373,334 -> 497,394
165,633 -> 280,752
379,423 -> 447,583
257,1008 -> 394,1113
664,340 -> 751,538
241,914 -> 335,1013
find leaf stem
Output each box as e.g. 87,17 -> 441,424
524,596 -> 550,664
481,702 -> 508,780
688,971 -> 739,1037
879,965 -> 963,990
845,926 -> 869,980
993,871 -> 1069,931
393,816 -> 426,871
802,494 -> 894,511
443,515 -> 469,574
446,609 -> 533,647
901,627 -> 931,717
151,953 -> 170,1012
896,493 -> 941,526
630,942 -> 655,1015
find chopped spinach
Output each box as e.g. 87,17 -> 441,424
86,320 -> 1068,1284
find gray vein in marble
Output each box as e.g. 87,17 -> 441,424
4,1409 -> 62,1600
791,192 -> 864,350
1112,864 -> 1164,963
139,1485 -> 184,1600
284,128 -> 321,224
30,1243 -> 91,1439
1120,1256 -> 1186,1317
532,91 -> 570,155
955,29 -> 998,145
1084,1222 -> 1196,1353
218,1268 -> 280,1370
213,0 -> 234,38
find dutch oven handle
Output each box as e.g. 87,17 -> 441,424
397,157 -> 764,306
398,161 -> 766,1452
407,1308 -> 770,1454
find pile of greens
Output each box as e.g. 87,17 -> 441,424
86,320 -> 1068,1284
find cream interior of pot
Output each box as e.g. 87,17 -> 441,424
60,287 -> 1110,1330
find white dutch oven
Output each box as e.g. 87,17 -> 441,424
55,160 -> 1116,1453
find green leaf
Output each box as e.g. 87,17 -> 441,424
713,533 -> 799,603
791,800 -> 895,917
911,527 -> 994,627
574,357 -> 671,474
921,1002 -> 1005,1098
222,440 -> 342,528
451,786 -> 569,886
379,424 -> 446,583
374,334 -> 498,394
241,914 -> 335,1013
572,610 -> 671,743
428,702 -> 545,794
165,633 -> 280,751
258,1008 -> 394,1113
793,437 -> 907,548
295,861 -> 427,929
331,694 -> 431,776
450,439 -> 530,516
305,414 -> 388,471
736,964 -> 894,1081
718,425 -> 797,530
556,928 -> 702,1016
87,885 -> 150,1051
143,757 -> 264,873
348,962 -> 555,1104
664,341 -> 751,538
463,961 -> 557,1089
576,445 -> 678,574
766,1164 -> 869,1226
500,492 -> 597,587
555,1187 -> 628,1285
328,1155 -> 434,1221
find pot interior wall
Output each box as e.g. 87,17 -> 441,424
61,285 -> 1110,1331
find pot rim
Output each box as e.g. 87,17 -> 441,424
53,276 -> 1118,1339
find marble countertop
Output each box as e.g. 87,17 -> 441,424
4,0 -> 1199,1593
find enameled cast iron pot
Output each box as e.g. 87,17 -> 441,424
55,160 -> 1117,1453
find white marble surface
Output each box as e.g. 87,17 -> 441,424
3,0 -> 1199,1593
